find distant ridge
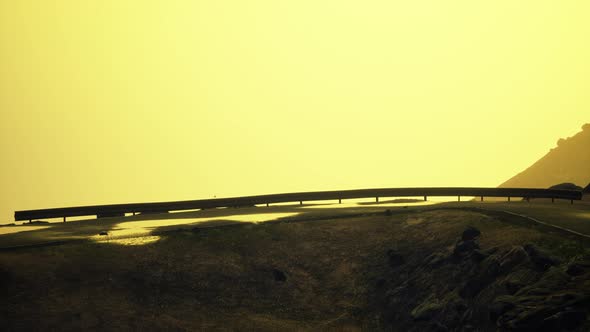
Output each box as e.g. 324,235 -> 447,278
500,123 -> 590,188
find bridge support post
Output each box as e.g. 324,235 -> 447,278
480,196 -> 484,202
552,198 -> 555,203
300,201 -> 303,206
266,203 -> 269,207
571,199 -> 574,205
424,196 -> 427,201
376,197 -> 379,203
338,199 -> 341,204
63,217 -> 66,222
508,197 -> 511,202
458,196 -> 461,202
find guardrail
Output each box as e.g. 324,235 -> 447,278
14,187 -> 583,222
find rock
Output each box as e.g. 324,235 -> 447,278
543,310 -> 587,331
518,268 -> 572,297
459,255 -> 504,298
272,269 -> 286,282
461,227 -> 481,241
471,249 -> 489,262
429,322 -> 449,332
489,295 -> 516,321
499,246 -> 529,273
504,280 -> 523,295
411,298 -> 443,321
497,269 -> 584,331
481,255 -> 502,278
503,269 -> 539,295
461,325 -> 476,332
387,250 -> 405,268
523,244 -> 560,271
566,261 -> 590,276
453,240 -> 479,256
500,305 -> 587,332
460,278 -> 488,298
426,252 -> 447,267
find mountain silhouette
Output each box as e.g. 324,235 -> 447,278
500,123 -> 590,189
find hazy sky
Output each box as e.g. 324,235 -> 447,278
1,1 -> 589,222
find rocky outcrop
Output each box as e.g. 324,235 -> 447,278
373,228 -> 590,331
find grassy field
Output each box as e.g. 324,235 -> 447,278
1,202 -> 590,331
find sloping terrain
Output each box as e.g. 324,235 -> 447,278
1,207 -> 589,331
500,123 -> 590,189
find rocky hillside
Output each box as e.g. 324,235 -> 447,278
372,220 -> 590,331
500,123 -> 590,189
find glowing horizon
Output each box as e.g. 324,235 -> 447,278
1,1 -> 589,222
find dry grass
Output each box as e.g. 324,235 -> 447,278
1,207 -> 589,331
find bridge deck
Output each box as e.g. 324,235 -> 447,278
14,187 -> 583,221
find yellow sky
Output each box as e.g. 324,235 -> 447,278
1,1 -> 589,222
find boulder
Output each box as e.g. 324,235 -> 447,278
566,261 -> 590,276
461,227 -> 481,241
471,249 -> 489,262
499,246 -> 529,273
453,240 -> 479,256
523,244 -> 560,271
459,253 -> 506,298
